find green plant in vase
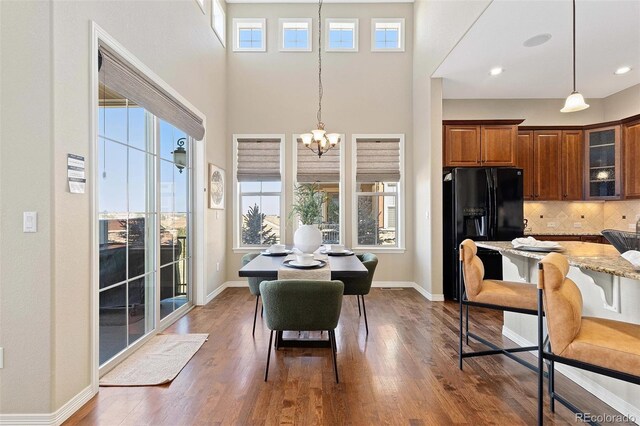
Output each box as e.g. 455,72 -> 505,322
290,183 -> 326,252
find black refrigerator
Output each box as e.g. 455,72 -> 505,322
443,167 -> 524,300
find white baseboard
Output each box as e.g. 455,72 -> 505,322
0,385 -> 95,426
220,280 -> 445,302
502,326 -> 640,423
205,282 -> 233,304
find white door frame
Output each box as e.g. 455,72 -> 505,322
90,21 -> 207,390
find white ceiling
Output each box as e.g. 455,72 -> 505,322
433,0 -> 640,99
226,0 -> 412,3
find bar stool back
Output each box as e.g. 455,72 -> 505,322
459,239 -> 541,371
537,252 -> 640,425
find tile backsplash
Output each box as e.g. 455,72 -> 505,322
524,200 -> 640,234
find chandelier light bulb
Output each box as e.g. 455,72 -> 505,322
312,129 -> 326,141
301,133 -> 313,146
327,133 -> 340,146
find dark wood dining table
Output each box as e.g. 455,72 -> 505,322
238,252 -> 368,279
238,251 -> 369,348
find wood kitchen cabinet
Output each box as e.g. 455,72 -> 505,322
623,119 -> 640,198
533,130 -> 562,200
443,120 -> 522,167
516,131 -> 534,200
443,125 -> 481,166
584,125 -> 622,200
561,130 -> 584,200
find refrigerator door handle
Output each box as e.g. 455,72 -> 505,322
492,169 -> 499,240
485,169 -> 494,240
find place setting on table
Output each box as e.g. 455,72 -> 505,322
511,236 -> 565,252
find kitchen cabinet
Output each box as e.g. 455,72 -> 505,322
443,120 -> 522,167
623,119 -> 640,199
443,125 -> 481,166
584,125 -> 621,200
561,130 -> 584,200
481,125 -> 518,166
533,130 -> 562,200
516,131 -> 534,200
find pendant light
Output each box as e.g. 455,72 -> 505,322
300,0 -> 340,158
561,0 -> 589,113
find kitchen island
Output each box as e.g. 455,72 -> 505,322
476,241 -> 640,420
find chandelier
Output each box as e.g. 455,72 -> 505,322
300,0 -> 340,158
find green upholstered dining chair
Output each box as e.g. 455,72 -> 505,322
341,253 -> 378,334
260,279 -> 344,383
241,253 -> 271,337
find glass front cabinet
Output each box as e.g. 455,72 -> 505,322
584,125 -> 622,199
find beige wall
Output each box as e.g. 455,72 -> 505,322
443,84 -> 640,125
603,83 -> 640,121
412,0 -> 491,296
1,0 -> 227,414
443,98 -> 605,126
226,3 -> 415,282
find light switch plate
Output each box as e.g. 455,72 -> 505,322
547,222 -> 559,228
23,212 -> 37,233
573,222 -> 583,228
0,347 -> 4,368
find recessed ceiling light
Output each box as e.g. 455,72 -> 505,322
523,33 -> 552,48
489,67 -> 503,76
614,66 -> 632,75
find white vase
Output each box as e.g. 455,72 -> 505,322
294,224 -> 323,254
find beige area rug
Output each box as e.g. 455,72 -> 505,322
99,333 -> 208,386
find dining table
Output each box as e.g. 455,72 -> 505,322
238,250 -> 369,348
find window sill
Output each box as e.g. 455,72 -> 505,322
233,247 -> 268,254
351,246 -> 406,254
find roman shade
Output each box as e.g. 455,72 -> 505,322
236,138 -> 282,182
296,138 -> 340,182
98,45 -> 205,141
356,138 -> 401,183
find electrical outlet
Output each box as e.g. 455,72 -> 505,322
0,347 -> 4,369
629,224 -> 636,231
547,222 -> 559,228
573,222 -> 583,228
216,262 -> 220,272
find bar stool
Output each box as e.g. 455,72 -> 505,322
459,239 -> 541,371
537,252 -> 640,425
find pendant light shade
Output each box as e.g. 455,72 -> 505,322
561,0 -> 589,113
561,91 -> 589,113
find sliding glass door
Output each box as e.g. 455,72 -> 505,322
98,82 -> 193,366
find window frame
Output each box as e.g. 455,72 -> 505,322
232,18 -> 267,52
194,0 -> 206,14
292,133 -> 346,245
211,0 -> 226,48
233,134 -> 286,251
351,134 -> 405,253
279,18 -> 312,52
325,18 -> 359,52
371,18 -> 405,52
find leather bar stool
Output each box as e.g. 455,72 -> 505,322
459,239 -> 542,371
537,253 -> 640,425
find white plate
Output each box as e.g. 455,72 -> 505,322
261,249 -> 292,256
289,260 -> 322,267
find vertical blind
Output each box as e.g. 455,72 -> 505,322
236,138 -> 282,182
296,138 -> 341,182
98,44 -> 205,141
356,138 -> 401,182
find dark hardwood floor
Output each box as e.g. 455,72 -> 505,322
65,287 -> 620,425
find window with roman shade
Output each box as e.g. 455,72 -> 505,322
98,44 -> 205,141
355,138 -> 401,183
354,136 -> 403,249
295,137 -> 342,244
236,138 -> 282,182
235,137 -> 283,247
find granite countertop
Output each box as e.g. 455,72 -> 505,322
524,230 -> 602,236
476,241 -> 640,281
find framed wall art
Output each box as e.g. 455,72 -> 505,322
208,163 -> 225,209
